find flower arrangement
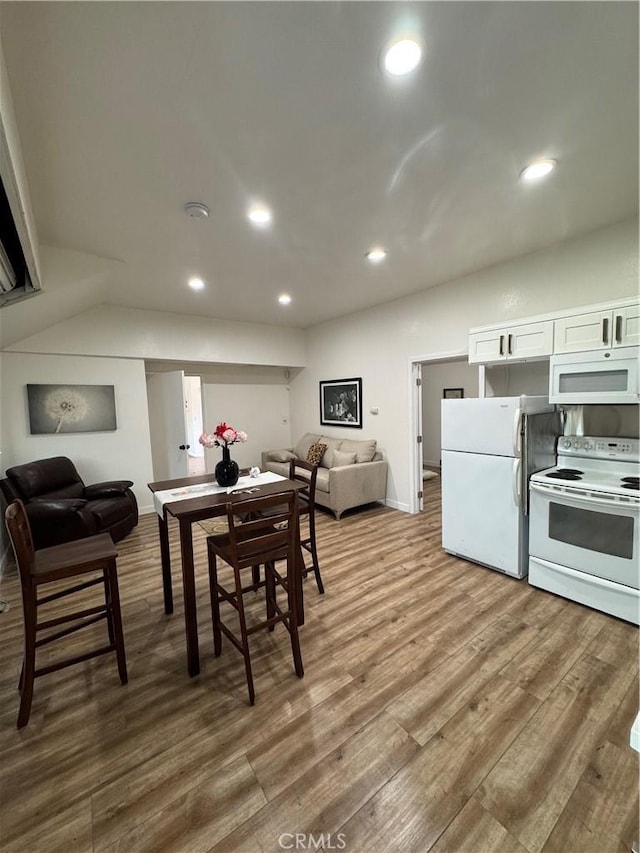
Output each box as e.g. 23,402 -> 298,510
199,422 -> 248,449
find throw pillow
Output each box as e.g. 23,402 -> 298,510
306,442 -> 327,466
318,436 -> 343,469
340,438 -> 377,463
294,433 -> 321,460
331,449 -> 357,468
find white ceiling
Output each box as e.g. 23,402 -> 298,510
1,1 -> 638,329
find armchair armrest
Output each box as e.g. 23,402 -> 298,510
261,448 -> 295,469
328,459 -> 388,513
84,480 -> 134,499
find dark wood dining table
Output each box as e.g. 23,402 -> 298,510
147,472 -> 305,677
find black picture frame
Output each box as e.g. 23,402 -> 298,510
319,377 -> 362,428
443,387 -> 464,399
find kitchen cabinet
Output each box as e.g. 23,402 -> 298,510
469,297 -> 639,366
554,304 -> 640,353
468,320 -> 553,365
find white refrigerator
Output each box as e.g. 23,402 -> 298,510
441,395 -> 561,578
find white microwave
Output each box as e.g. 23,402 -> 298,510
549,346 -> 640,405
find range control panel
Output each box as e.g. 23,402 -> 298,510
558,436 -> 639,462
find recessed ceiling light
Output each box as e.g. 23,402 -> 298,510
278,294 -> 292,305
366,248 -> 387,263
383,39 -> 423,76
519,159 -> 557,181
188,277 -> 205,291
248,204 -> 272,226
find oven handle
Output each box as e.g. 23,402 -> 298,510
530,481 -> 638,509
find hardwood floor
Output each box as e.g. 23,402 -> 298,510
0,479 -> 638,853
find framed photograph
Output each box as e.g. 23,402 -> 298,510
443,387 -> 464,399
27,384 -> 117,434
319,377 -> 362,428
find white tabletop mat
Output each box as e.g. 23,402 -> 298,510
153,471 -> 285,516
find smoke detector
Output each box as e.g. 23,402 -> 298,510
185,202 -> 209,218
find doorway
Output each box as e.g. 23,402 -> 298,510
184,376 -> 204,476
409,350 -> 479,513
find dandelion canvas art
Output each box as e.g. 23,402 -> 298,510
27,384 -> 117,434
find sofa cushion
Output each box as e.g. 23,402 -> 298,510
294,433 -> 320,460
340,438 -> 377,463
306,442 -> 327,466
269,450 -> 296,463
331,449 -> 357,467
318,436 -> 343,469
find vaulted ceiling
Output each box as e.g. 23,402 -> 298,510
1,1 -> 638,329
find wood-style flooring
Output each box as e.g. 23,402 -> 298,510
0,479 -> 638,853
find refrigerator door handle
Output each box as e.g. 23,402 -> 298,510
512,408 -> 522,457
512,458 -> 522,509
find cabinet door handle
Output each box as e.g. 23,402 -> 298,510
499,334 -> 505,356
615,314 -> 623,344
508,333 -> 513,355
602,317 -> 609,345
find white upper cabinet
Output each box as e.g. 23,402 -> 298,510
469,298 -> 639,365
469,321 -> 553,365
554,304 -> 640,353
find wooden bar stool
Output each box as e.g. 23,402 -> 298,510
5,499 -> 128,728
288,457 -> 324,594
207,490 -> 303,705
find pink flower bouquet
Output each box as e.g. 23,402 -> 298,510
199,422 -> 248,449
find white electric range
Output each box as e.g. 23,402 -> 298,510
528,436 -> 639,625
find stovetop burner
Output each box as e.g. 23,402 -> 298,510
532,438 -> 640,498
545,469 -> 583,481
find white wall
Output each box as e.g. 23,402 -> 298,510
421,361 -> 479,468
0,352 -> 155,513
290,218 -> 639,512
201,381 -> 291,470
3,304 -> 307,368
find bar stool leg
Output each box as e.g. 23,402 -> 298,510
208,548 -> 222,657
233,567 -> 255,705
106,561 -> 128,685
17,588 -> 37,729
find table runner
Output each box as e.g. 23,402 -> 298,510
152,471 -> 285,516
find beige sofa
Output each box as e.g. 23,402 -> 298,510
261,432 -> 387,520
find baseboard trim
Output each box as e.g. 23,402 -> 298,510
385,498 -> 411,514
139,503 -> 156,516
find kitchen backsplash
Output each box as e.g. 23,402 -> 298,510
563,404 -> 639,438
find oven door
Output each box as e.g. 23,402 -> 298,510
529,481 -> 639,589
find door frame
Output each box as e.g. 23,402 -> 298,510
408,348 -> 471,514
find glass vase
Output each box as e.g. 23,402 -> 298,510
215,445 -> 239,487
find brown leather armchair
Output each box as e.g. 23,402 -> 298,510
0,456 -> 138,549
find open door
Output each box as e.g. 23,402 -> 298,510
146,370 -> 190,481
412,362 -> 424,513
